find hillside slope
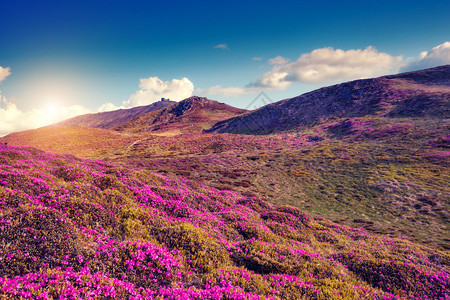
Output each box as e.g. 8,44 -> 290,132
207,65 -> 450,134
114,96 -> 247,135
107,116 -> 450,250
0,126 -> 140,158
0,144 -> 448,299
55,99 -> 176,129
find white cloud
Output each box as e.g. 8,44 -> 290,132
0,66 -> 11,83
124,76 -> 194,107
249,46 -> 404,89
405,41 -> 450,71
214,44 -> 229,51
97,102 -> 124,112
268,56 -> 290,65
195,85 -> 259,97
198,46 -> 405,97
0,97 -> 91,136
248,71 -> 291,90
200,44 -> 450,98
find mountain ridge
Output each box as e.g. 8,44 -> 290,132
206,65 -> 450,134
54,98 -> 176,129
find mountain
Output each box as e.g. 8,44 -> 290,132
0,97 -> 246,157
55,98 -> 176,129
207,65 -> 450,134
114,96 -> 247,134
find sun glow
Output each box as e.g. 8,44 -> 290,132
44,101 -> 62,120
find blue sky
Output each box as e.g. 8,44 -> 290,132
0,0 -> 449,135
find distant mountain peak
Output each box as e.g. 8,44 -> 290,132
114,96 -> 247,134
182,95 -> 210,102
172,96 -> 212,116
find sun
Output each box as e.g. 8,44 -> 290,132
44,101 -> 62,119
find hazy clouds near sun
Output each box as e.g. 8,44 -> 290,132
0,99 -> 90,136
0,67 -> 92,136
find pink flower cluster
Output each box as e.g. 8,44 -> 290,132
0,144 -> 448,299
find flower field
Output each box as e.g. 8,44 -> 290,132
109,116 -> 450,250
0,144 -> 448,299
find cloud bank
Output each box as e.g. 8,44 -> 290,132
1,71 -> 195,136
249,46 -> 404,89
99,76 -> 195,112
0,65 -> 92,136
405,41 -> 450,71
200,46 -> 406,97
126,77 -> 194,107
199,43 -> 449,98
0,97 -> 91,136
